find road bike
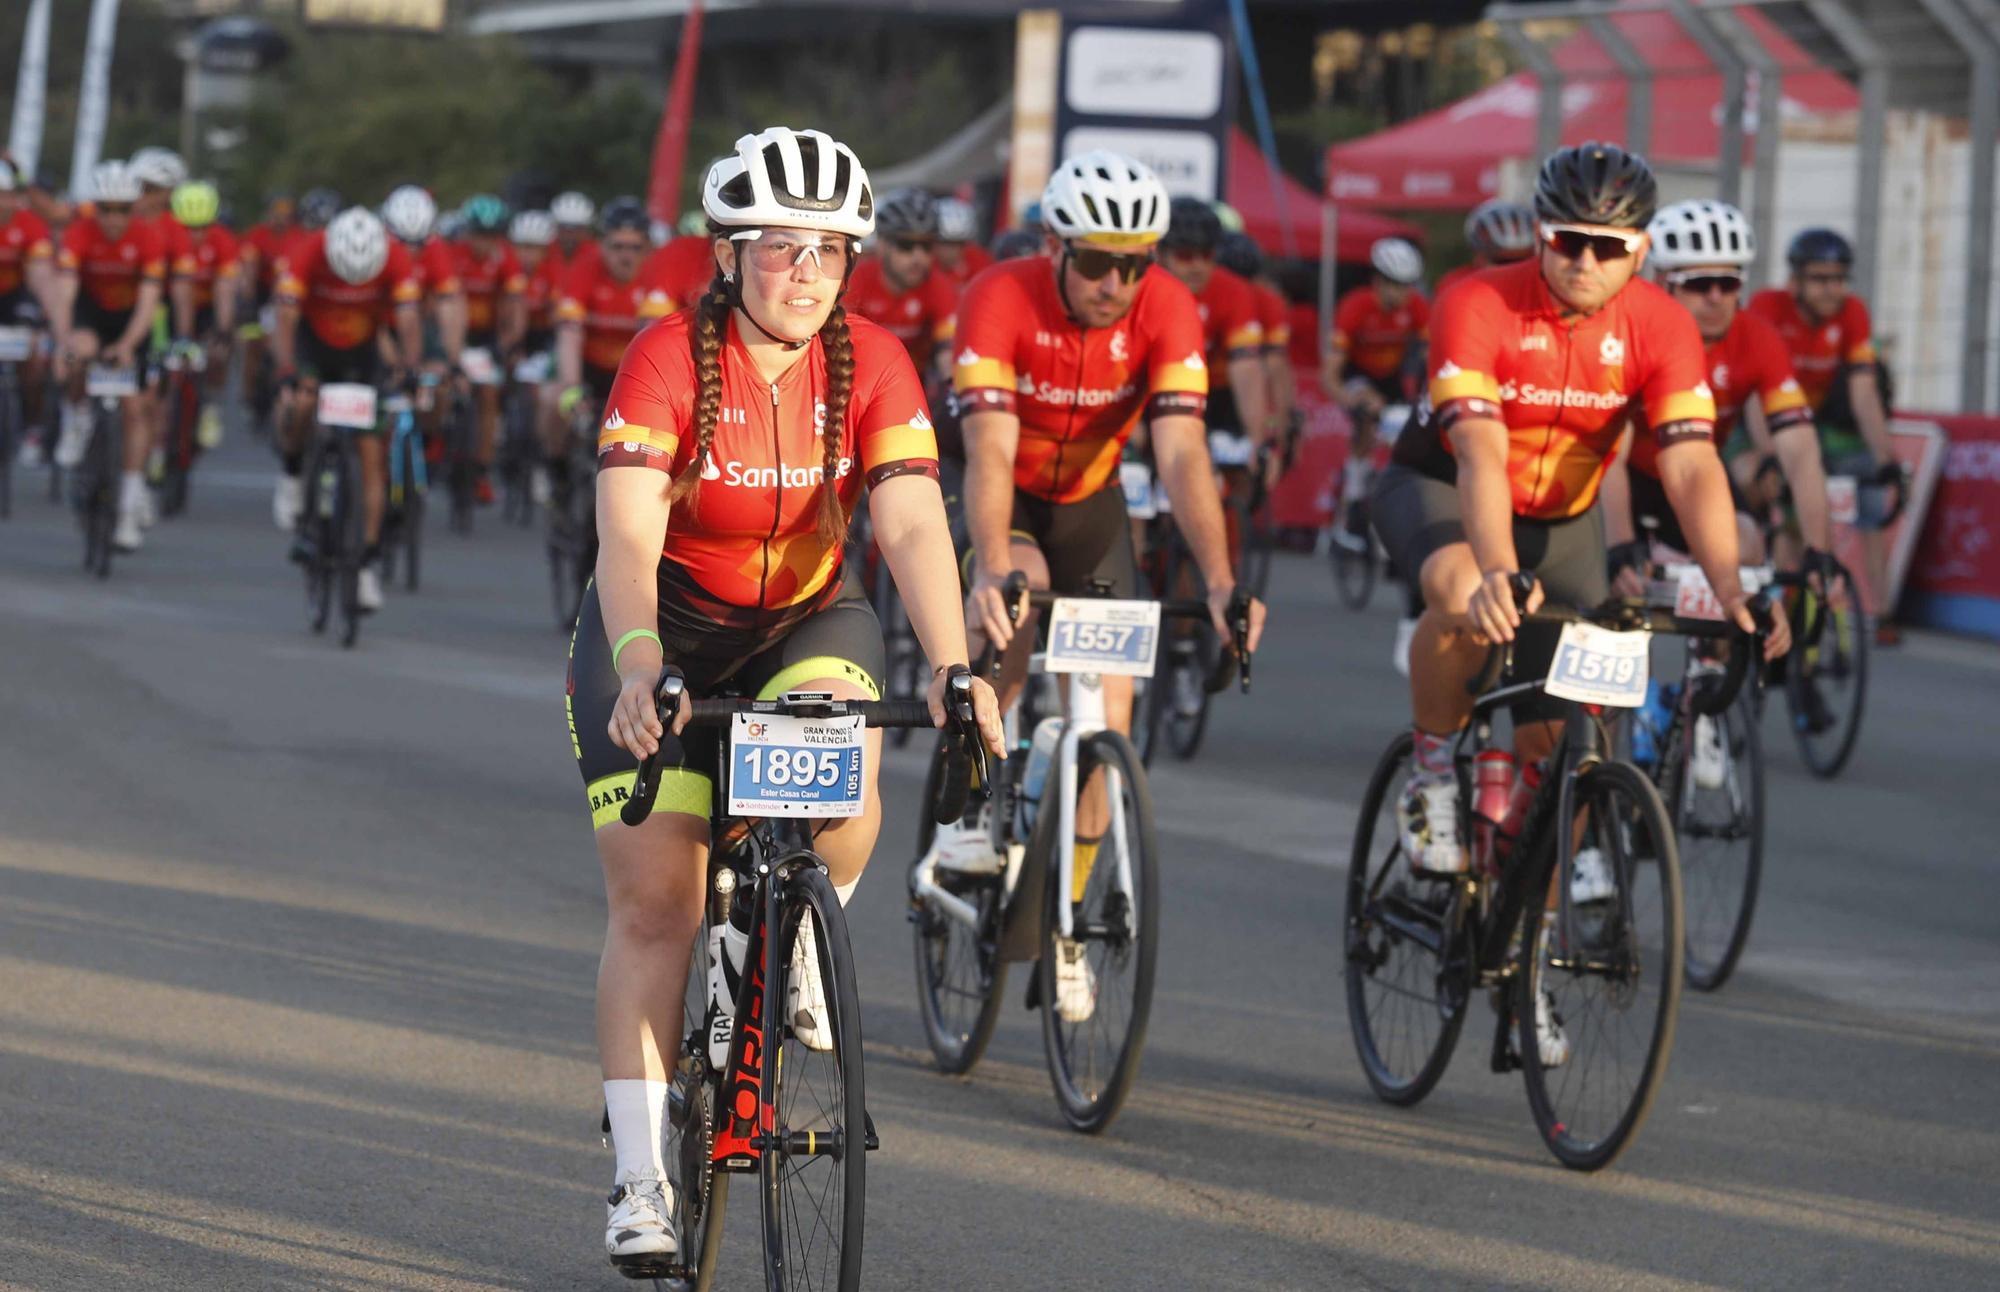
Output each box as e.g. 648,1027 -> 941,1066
296,381 -> 378,648
546,398 -> 598,631
1344,577 -> 1767,1170
908,574 -> 1249,1133
378,381 -> 430,592
74,363 -> 136,579
617,669 -> 981,1290
0,323 -> 30,519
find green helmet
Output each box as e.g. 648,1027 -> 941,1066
461,193 -> 509,235
171,181 -> 221,228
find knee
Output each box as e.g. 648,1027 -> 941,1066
606,881 -> 702,947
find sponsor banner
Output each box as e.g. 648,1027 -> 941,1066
1904,413 -> 2000,641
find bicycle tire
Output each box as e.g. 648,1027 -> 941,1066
910,734 -> 1009,1076
651,905 -> 729,1292
1675,688 -> 1764,992
401,433 -> 425,591
83,403 -> 120,579
0,375 -> 16,520
1036,729 -> 1159,1134
303,444 -> 334,634
1787,560 -> 1868,779
337,445 -> 364,648
762,864 -> 865,1292
1330,536 -> 1376,610
1343,731 -> 1467,1105
447,397 -> 476,534
1518,758 -> 1683,1172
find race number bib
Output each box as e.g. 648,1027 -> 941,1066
0,326 -> 32,363
1826,475 -> 1860,526
1544,621 -> 1650,708
727,712 -> 866,818
1119,461 -> 1157,519
1208,431 -> 1255,468
1660,563 -> 1769,622
460,346 -> 501,386
513,352 -> 553,384
317,382 -> 379,430
85,366 -> 138,398
1044,598 -> 1161,678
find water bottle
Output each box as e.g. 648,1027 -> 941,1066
1016,717 -> 1063,835
1630,679 -> 1671,768
1497,760 -> 1543,857
706,893 -> 752,1069
1471,749 -> 1516,873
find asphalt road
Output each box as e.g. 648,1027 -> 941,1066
2,432 -> 1998,1291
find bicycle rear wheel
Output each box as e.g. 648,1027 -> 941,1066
1329,530 -> 1376,610
1036,730 -> 1159,1134
336,447 -> 364,648
1674,689 -> 1764,992
1519,758 -> 1683,1171
82,405 -> 120,579
762,865 -> 865,1292
0,376 -> 17,519
1787,560 -> 1868,778
910,735 -> 1009,1075
400,432 -> 426,591
1343,731 -> 1467,1105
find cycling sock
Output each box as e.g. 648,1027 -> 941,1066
1071,837 -> 1102,904
834,878 -> 858,907
1412,727 -> 1454,776
282,451 -> 303,475
603,1078 -> 670,1178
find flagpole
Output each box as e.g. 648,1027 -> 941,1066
7,0 -> 53,176
70,0 -> 125,190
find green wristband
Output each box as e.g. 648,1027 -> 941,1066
611,628 -> 663,673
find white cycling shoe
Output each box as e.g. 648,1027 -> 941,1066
273,473 -> 304,531
356,566 -> 384,613
1691,715 -> 1728,791
1052,936 -> 1097,1024
1398,769 -> 1466,875
922,806 -> 1005,876
789,917 -> 832,1052
54,406 -> 91,469
605,1169 -> 679,1268
1569,847 -> 1615,905
1534,988 -> 1571,1068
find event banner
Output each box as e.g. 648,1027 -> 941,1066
1903,413 -> 2000,640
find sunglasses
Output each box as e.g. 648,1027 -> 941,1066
1164,245 -> 1215,264
97,202 -> 133,216
888,238 -> 934,254
731,230 -> 851,274
1667,271 -> 1744,297
1800,271 -> 1849,287
1067,244 -> 1154,285
1541,224 -> 1644,262
602,238 -> 648,255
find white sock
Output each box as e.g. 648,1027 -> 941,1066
603,1078 -> 670,1180
834,878 -> 859,907
120,471 -> 146,508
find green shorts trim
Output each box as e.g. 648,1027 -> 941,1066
758,654 -> 882,702
587,769 -> 711,830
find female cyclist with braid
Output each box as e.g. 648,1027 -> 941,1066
564,126 -> 1005,1271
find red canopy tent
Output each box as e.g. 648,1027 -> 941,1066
1323,8 -> 1859,210
1225,127 -> 1421,260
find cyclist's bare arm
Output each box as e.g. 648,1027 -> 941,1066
1770,412 -> 1833,552
49,271 -> 78,357
1321,343 -> 1347,399
26,258 -> 58,319
1846,364 -> 1895,462
1263,349 -> 1294,436
1657,439 -> 1787,655
213,270 -> 239,333
1155,412 -> 1264,648
1450,415 -> 1536,642
556,321 -> 583,391
596,467 -> 674,754
170,275 -> 195,340
120,282 -> 164,360
393,301 -> 422,371
1601,422 -> 1638,547
499,293 -> 526,356
271,301 -> 299,373
962,407 -> 1024,645
1227,353 -> 1268,448
437,289 -> 467,365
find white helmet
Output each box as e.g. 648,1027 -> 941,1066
510,209 -> 557,246
1040,151 -> 1169,248
551,191 -> 595,228
381,185 -> 437,244
1370,237 -> 1425,285
325,207 -> 389,285
936,196 -> 977,244
1647,199 -> 1755,270
88,160 -> 142,205
703,126 -> 875,239
128,147 -> 188,191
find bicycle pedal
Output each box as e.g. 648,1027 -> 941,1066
609,1253 -> 680,1281
864,1110 -> 880,1152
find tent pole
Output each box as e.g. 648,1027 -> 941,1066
1919,0 -> 1997,413
1226,0 -> 1296,257
1803,0 -> 1887,306
1496,21 -> 1564,163
1319,202 -> 1338,376
1584,15 -> 1651,160
1668,0 -> 1744,207
1705,6 -> 1783,295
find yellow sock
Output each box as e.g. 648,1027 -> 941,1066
1071,838 -> 1101,904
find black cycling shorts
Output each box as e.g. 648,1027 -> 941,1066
1627,467 -> 1755,555
299,331 -> 382,389
1370,462 -> 1609,723
1006,483 -> 1140,599
76,297 -> 135,349
566,578 -> 886,826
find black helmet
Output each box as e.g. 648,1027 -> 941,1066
1216,232 -> 1263,279
599,196 -> 649,235
1786,227 -> 1854,269
1465,199 -> 1537,259
991,228 -> 1043,261
874,188 -> 938,240
1161,196 -> 1223,253
299,187 -> 343,230
1533,141 -> 1657,230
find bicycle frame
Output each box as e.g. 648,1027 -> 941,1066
1049,665 -> 1136,942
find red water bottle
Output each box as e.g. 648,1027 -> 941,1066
1497,760 -> 1544,858
1472,750 -> 1516,871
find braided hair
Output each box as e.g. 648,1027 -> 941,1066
672,258 -> 860,551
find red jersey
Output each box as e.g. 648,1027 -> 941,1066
557,245 -> 673,375
185,225 -> 242,312
1745,289 -> 1876,414
135,212 -> 197,279
59,215 -> 167,314
843,257 -> 957,369
1286,303 -> 1321,371
1630,310 -> 1812,479
1,207 -> 54,299
935,243 -> 994,290
275,231 -> 421,351
1252,282 -> 1291,354
1191,266 -> 1265,391
1435,264 -> 1478,299
1333,283 -> 1429,384
243,222 -> 294,291
635,236 -> 716,315
952,258 -> 1208,504
523,253 -> 563,333
597,311 -> 940,643
1396,259 -> 1716,521
451,241 -> 526,334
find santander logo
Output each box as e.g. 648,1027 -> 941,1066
711,456 -> 854,489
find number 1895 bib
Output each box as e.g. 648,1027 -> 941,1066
727,712 -> 866,818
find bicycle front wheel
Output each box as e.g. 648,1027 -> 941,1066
1036,730 -> 1159,1134
1330,532 -> 1376,610
1343,731 -> 1467,1105
1787,560 -> 1869,778
762,865 -> 865,1292
910,736 -> 1009,1075
1675,689 -> 1764,991
655,903 -> 728,1292
1519,758 -> 1683,1172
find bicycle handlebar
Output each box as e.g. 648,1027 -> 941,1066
997,571 -> 1253,695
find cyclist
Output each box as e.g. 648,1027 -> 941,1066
550,190 -> 597,270
933,195 -> 992,289
1371,143 -> 1787,1059
48,160 -> 166,552
508,208 -> 561,500
378,184 -> 464,464
168,180 -> 240,451
127,148 -> 196,528
990,227 -> 1043,262
929,152 -> 1268,971
1601,199 -> 1830,578
1217,231 -> 1296,453
1747,228 -> 1902,644
843,188 -> 958,392
544,197 -> 667,505
566,126 -> 1004,1270
1327,238 -> 1429,558
1436,199 -> 1536,298
2,158 -> 58,465
451,194 -> 527,503
271,208 -> 421,612
1158,197 -> 1270,467
238,193 -> 297,425
634,216 -> 715,317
